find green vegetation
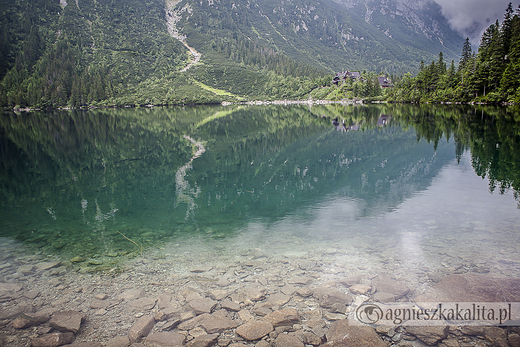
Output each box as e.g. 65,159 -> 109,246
386,3 -> 520,104
310,71 -> 387,101
0,0 -> 331,108
0,0 -> 464,109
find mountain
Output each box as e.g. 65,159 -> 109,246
0,0 -> 465,108
177,0 -> 464,72
333,0 -> 463,58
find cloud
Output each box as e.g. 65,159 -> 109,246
433,0 -> 516,45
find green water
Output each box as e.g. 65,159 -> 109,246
0,104 -> 519,273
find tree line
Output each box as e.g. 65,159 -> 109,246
386,3 -> 520,104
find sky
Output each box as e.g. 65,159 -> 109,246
433,0 -> 518,45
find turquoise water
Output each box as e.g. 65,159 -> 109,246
0,104 -> 519,275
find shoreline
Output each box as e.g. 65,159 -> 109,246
6,98 -> 519,113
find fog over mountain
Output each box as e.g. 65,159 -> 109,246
433,0 -> 518,45
334,0 -> 518,46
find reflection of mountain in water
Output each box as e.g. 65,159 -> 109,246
0,104 -> 518,259
175,136 -> 205,219
188,109 -> 453,225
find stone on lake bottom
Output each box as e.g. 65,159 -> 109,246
313,287 -> 352,308
144,331 -> 186,346
128,315 -> 155,343
274,334 -> 304,347
155,306 -> 181,322
414,273 -> 520,302
338,275 -> 362,287
288,276 -> 313,285
324,320 -> 386,347
207,289 -> 228,301
24,290 -> 40,299
104,336 -> 130,347
188,298 -> 217,315
303,331 -> 322,346
49,311 -> 84,334
200,313 -> 239,334
0,282 -> 22,293
129,297 -> 157,310
372,274 -> 410,299
12,312 -> 51,329
236,320 -> 274,341
220,299 -> 240,312
323,312 -> 346,321
263,308 -> 300,327
177,314 -> 208,331
36,261 -> 61,271
280,285 -> 298,296
94,293 -> 108,300
30,332 -> 75,347
242,286 -> 266,302
185,333 -> 218,347
349,284 -> 371,295
70,256 -> 85,263
405,326 -> 449,346
118,288 -> 145,301
265,292 -> 291,309
90,299 -> 110,309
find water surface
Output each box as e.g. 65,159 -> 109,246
0,104 -> 519,282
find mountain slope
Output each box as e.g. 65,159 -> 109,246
176,0 -> 464,73
0,0 -> 466,108
333,0 -> 463,56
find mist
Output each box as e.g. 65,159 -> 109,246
434,0 -> 517,46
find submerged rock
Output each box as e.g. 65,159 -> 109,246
372,274 -> 410,299
236,320 -> 274,341
188,297 -> 217,315
405,326 -> 449,346
313,287 -> 352,308
70,256 -> 85,263
324,320 -> 386,347
30,332 -> 75,347
12,312 -> 51,329
49,311 -> 84,334
415,273 -> 520,302
87,259 -> 103,266
273,333 -> 304,347
263,308 -> 300,327
144,331 -> 186,346
186,333 -> 218,347
128,315 -> 155,342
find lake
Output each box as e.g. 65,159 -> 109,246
0,104 -> 519,344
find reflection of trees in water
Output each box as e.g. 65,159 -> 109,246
186,107 -> 453,223
0,104 -> 518,258
384,104 -> 520,207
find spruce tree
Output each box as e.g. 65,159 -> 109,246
500,9 -> 520,100
437,52 -> 446,75
459,38 -> 473,71
502,2 -> 514,56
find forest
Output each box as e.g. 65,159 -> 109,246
0,0 -> 337,109
385,3 -> 520,104
1,0 -> 519,108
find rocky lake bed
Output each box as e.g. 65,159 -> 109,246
1,236 -> 520,347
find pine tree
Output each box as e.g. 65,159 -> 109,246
459,38 -> 473,71
437,52 -> 446,75
502,2 -> 515,56
500,9 -> 520,100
